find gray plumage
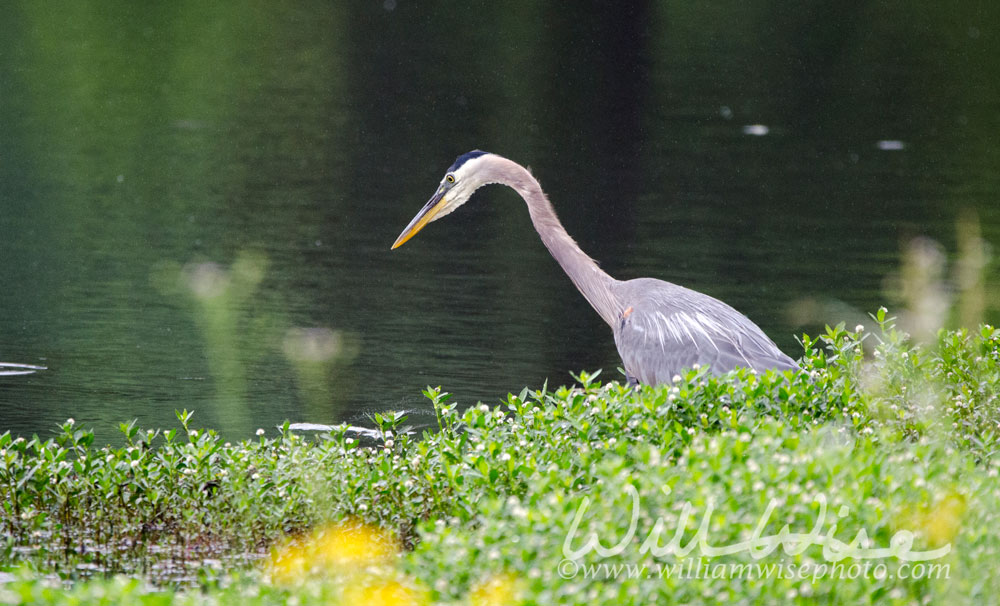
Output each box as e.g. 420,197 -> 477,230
392,151 -> 798,385
612,279 -> 798,384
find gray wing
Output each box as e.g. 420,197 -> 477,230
612,278 -> 797,385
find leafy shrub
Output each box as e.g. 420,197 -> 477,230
1,316 -> 998,605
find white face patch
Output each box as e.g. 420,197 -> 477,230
431,154 -> 491,221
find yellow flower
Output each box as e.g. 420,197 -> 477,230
263,518 -> 400,584
343,577 -> 429,606
922,494 -> 966,547
469,572 -> 522,606
314,519 -> 400,568
262,539 -> 310,584
898,491 -> 966,549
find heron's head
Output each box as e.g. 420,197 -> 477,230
391,150 -> 493,249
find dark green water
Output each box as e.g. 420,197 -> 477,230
1,2 -> 998,441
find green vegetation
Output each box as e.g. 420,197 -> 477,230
2,313 -> 999,604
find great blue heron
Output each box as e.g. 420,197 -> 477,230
392,151 -> 798,385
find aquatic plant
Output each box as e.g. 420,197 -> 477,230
1,314 -> 998,604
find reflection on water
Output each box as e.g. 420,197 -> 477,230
146,252 -> 357,437
0,363 -> 47,377
283,327 -> 359,421
880,208 -> 993,344
0,2 -> 998,441
790,209 -> 995,346
149,253 -> 274,436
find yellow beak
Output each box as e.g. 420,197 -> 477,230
391,190 -> 447,249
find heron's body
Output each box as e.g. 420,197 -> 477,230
392,151 -> 797,384
611,278 -> 797,384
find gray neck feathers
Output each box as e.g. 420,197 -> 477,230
479,155 -> 621,327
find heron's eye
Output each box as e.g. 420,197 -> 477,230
446,174 -> 455,184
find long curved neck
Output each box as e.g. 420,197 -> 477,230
481,155 -> 622,328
